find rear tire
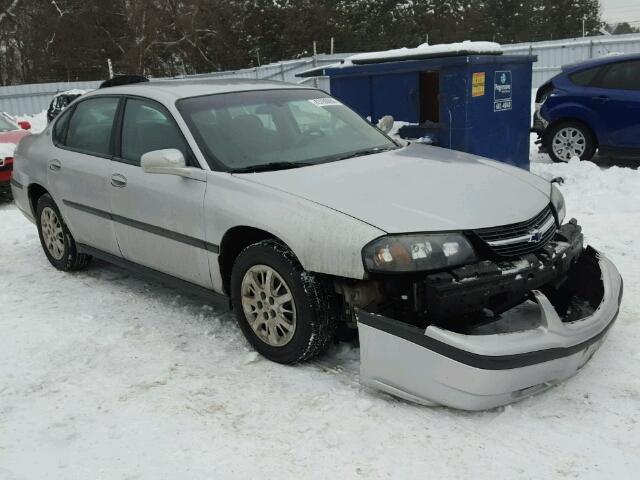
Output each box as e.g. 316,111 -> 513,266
36,193 -> 91,271
545,121 -> 596,163
230,239 -> 338,364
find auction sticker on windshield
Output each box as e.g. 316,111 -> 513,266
309,98 -> 343,107
494,70 -> 512,112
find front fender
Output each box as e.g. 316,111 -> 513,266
204,172 -> 385,289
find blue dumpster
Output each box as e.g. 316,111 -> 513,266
323,54 -> 536,170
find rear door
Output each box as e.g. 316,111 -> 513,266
47,96 -> 121,255
109,97 -> 212,288
590,60 -> 640,149
558,65 -> 607,134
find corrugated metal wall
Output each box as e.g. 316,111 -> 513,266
0,54 -> 347,115
0,81 -> 101,116
2,33 -> 640,115
503,32 -> 640,87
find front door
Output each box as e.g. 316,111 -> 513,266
590,60 -> 640,150
109,97 -> 212,288
47,96 -> 121,256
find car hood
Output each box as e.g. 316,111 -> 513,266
235,144 -> 552,233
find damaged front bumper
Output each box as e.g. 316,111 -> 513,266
356,246 -> 623,411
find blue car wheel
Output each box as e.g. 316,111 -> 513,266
546,121 -> 596,163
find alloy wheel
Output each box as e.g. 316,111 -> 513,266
552,127 -> 586,161
40,207 -> 65,260
241,264 -> 297,347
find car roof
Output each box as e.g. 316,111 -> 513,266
561,53 -> 640,73
82,78 -> 314,104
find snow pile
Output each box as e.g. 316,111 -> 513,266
17,111 -> 47,134
386,121 -> 435,145
343,40 -> 502,66
532,158 -> 640,218
0,142 -> 16,159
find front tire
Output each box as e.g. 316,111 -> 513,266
36,193 -> 91,271
546,121 -> 596,163
230,239 -> 338,364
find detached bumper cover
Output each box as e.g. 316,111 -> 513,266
357,249 -> 622,410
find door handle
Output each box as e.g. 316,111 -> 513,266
592,95 -> 609,103
48,159 -> 61,171
111,173 -> 127,188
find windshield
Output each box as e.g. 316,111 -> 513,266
0,115 -> 17,132
177,89 -> 397,171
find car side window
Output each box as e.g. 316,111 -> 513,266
65,97 -> 119,156
121,98 -> 192,166
596,61 -> 640,91
568,66 -> 602,87
52,107 -> 72,145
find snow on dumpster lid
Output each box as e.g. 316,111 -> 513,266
343,41 -> 502,66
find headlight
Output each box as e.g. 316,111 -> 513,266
363,233 -> 478,273
550,183 -> 566,225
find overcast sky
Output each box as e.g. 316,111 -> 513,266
600,0 -> 640,25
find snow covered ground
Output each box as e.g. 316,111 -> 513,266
1,128 -> 639,479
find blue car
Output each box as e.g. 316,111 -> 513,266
534,54 -> 640,162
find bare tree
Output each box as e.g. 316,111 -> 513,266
0,0 -> 20,25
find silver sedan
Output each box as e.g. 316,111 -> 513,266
11,79 -> 622,410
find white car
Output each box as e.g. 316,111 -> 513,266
11,79 -> 622,410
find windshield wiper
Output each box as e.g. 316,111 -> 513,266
333,146 -> 398,162
230,161 -> 311,173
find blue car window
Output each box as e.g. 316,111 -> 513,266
569,66 -> 602,87
597,61 -> 640,91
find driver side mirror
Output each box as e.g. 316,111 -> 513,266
18,121 -> 31,130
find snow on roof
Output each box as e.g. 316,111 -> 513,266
341,41 -> 502,66
53,88 -> 89,98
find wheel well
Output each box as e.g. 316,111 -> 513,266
547,118 -> 599,148
27,183 -> 48,216
218,226 -> 278,295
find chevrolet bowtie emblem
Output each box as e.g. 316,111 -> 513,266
528,230 -> 542,242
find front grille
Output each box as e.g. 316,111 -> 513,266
474,205 -> 557,257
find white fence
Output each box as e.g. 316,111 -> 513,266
0,81 -> 101,116
2,33 -> 640,115
0,54 -> 348,115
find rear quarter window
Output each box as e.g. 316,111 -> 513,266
568,66 -> 602,86
52,108 -> 72,145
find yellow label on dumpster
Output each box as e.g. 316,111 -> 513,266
472,72 -> 485,97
